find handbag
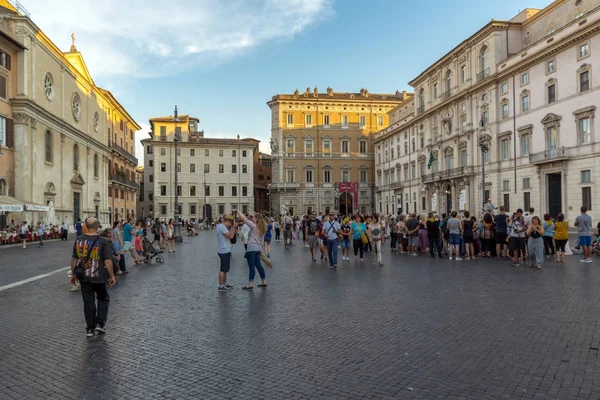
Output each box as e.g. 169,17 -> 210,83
361,232 -> 369,244
230,233 -> 237,244
73,237 -> 100,281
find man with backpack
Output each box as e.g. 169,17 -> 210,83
282,213 -> 294,249
322,212 -> 341,269
305,212 -> 321,262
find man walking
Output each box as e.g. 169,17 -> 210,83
216,214 -> 237,291
122,217 -> 139,265
575,206 -> 593,263
305,212 -> 320,262
70,217 -> 116,337
322,212 -> 341,269
282,213 -> 294,249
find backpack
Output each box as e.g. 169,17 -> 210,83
372,227 -> 382,241
440,219 -> 449,233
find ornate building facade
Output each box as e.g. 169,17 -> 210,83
0,2 -> 140,226
268,87 -> 409,216
374,0 -> 600,222
254,152 -> 272,214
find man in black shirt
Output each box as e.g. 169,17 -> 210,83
426,213 -> 442,258
71,217 -> 116,337
494,205 -> 509,259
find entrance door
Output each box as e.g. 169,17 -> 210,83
548,173 -> 562,218
203,204 -> 212,222
339,192 -> 353,216
73,192 -> 81,222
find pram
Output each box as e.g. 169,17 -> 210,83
141,236 -> 164,263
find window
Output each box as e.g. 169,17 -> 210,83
287,114 -> 294,125
93,154 -> 98,178
232,150 -> 236,157
480,46 -> 488,74
521,134 -> 530,156
360,170 -> 367,183
340,170 -> 349,182
420,162 -> 425,177
219,164 -> 224,173
377,116 -> 384,126
286,170 -> 295,182
524,192 -> 531,211
547,59 -> 556,73
160,148 -> 166,156
341,140 -> 349,154
324,170 -> 331,183
546,127 -> 558,150
190,204 -> 197,215
190,163 -> 195,173
323,114 -> 330,125
523,177 -> 530,189
205,185 -> 210,196
521,93 -> 530,112
160,185 -> 167,196
418,89 -> 425,109
547,84 -> 556,103
73,144 -> 79,171
323,139 -> 331,156
190,149 -> 195,157
160,205 -> 167,215
359,115 -> 366,127
218,204 -> 225,214
461,119 -> 467,132
44,130 -> 53,162
501,139 -> 509,160
205,149 -> 209,156
231,186 -> 237,196
242,204 -> 249,214
582,187 -> 592,210
149,174 -> 153,183
0,75 -> 7,100
305,114 -> 312,126
242,165 -> 248,173
481,111 -> 489,126
501,82 -> 508,94
176,148 -> 181,156
218,186 -> 224,196
433,83 -> 438,99
461,65 -> 466,83
412,138 -> 416,152
242,186 -> 248,196
502,102 -> 509,119
219,149 -> 223,157
147,145 -> 153,154
445,70 -> 452,92
305,139 -> 313,155
160,126 -> 166,141
461,150 -> 468,167
578,43 -> 589,59
521,72 -> 529,85
176,185 -> 182,196
359,141 -> 367,154
242,150 -> 247,157
204,164 -> 210,173
306,170 -> 313,183
503,180 -> 510,191
161,163 -> 166,172
176,163 -> 181,173
342,115 -> 349,127
580,71 -> 590,92
232,165 -> 237,173
579,117 -> 591,144
286,139 -> 295,156
445,155 -> 453,170
503,194 -> 510,212
581,170 -> 592,183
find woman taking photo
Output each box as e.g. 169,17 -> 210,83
234,210 -> 267,290
527,216 -> 545,269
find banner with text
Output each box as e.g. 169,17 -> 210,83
338,182 -> 359,211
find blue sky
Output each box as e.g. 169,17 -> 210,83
27,0 -> 552,163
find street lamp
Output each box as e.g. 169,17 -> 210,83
203,172 -> 209,229
173,105 -> 183,242
479,116 -> 490,212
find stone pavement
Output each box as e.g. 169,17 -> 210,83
1,233 -> 600,399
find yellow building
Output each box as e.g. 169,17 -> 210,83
267,87 -> 410,216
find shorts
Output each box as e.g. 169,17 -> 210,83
463,235 -> 473,244
342,239 -> 351,249
136,250 -> 143,255
554,239 -> 567,252
409,236 -> 419,247
496,232 -> 508,245
154,234 -> 160,242
218,252 -> 231,273
449,233 -> 461,246
579,236 -> 592,247
308,235 -> 319,249
510,236 -> 526,250
123,241 -> 132,251
19,233 -> 25,240
264,237 -> 272,243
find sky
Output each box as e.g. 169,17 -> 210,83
21,0 -> 553,165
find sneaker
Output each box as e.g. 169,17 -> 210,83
225,283 -> 234,288
120,271 -> 129,275
69,284 -> 80,292
312,257 -> 316,262
580,259 -> 588,263
585,258 -> 593,263
448,256 -> 453,260
218,286 -> 231,292
321,254 -> 324,260
86,329 -> 94,338
94,325 -> 106,334
455,257 -> 463,261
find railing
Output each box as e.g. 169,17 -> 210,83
269,182 -> 300,190
529,147 -> 570,164
109,174 -> 139,190
110,142 -> 138,165
441,89 -> 452,101
476,68 -> 490,82
417,105 -> 425,115
390,181 -> 404,190
421,166 -> 474,183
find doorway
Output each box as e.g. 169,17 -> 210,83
547,173 -> 562,218
73,192 -> 81,222
203,204 -> 213,222
339,192 -> 353,216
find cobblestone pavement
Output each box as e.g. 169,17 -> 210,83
2,233 -> 600,399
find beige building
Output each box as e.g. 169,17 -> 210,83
268,87 -> 410,216
374,0 -> 600,222
0,2 -> 140,226
141,114 -> 259,221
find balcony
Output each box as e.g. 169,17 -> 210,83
421,166 -> 474,183
110,142 -> 138,165
441,89 -> 452,101
477,68 -> 490,82
109,174 -> 139,190
390,181 -> 404,190
421,172 -> 439,183
417,105 -> 425,115
269,182 -> 300,190
529,147 -> 571,165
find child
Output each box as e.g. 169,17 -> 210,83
135,231 -> 144,264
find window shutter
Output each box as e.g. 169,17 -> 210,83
6,54 -> 11,70
6,118 -> 13,148
0,75 -> 6,99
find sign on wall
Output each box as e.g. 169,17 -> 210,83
459,189 -> 466,211
338,182 -> 359,210
431,193 -> 437,212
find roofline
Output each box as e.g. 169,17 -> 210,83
0,29 -> 26,49
267,94 -> 407,106
97,88 -> 141,131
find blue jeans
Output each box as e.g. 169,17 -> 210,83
327,239 -> 339,266
246,251 -> 266,282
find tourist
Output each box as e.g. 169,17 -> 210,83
282,213 -> 294,249
418,215 -> 428,254
36,221 -> 45,247
390,217 -> 398,252
151,218 -> 161,248
305,212 -> 320,262
70,217 -> 115,337
426,213 -> 442,258
111,221 -> 127,275
216,214 -> 236,292
75,218 -> 83,236
439,213 -> 449,254
575,206 -> 593,263
508,209 -> 527,267
273,218 -> 281,241
235,210 -> 267,290
323,212 -> 342,269
340,217 -> 352,261
526,216 -> 545,269
241,215 -> 252,251
61,220 -> 69,240
396,215 -> 408,254
553,213 -> 568,264
166,218 -> 176,253
405,213 -> 420,257
542,214 -> 555,257
264,219 -> 273,258
351,215 -> 367,262
494,206 -> 509,259
478,213 -> 494,258
447,211 -> 462,260
122,218 -> 139,264
461,211 -> 476,260
366,214 -> 384,267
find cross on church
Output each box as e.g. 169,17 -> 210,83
70,33 -> 77,51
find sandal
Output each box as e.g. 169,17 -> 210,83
536,265 -> 543,270
242,286 -> 253,291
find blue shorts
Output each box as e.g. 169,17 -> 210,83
579,236 -> 592,247
449,233 -> 461,246
342,239 -> 351,249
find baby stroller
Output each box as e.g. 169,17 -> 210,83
142,236 -> 164,263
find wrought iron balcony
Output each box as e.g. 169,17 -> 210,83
529,147 -> 571,164
110,142 -> 138,165
477,68 -> 490,82
109,174 -> 139,190
421,166 -> 474,183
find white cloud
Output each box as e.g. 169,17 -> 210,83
24,0 -> 333,79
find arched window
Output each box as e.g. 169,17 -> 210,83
418,89 -> 425,108
45,130 -> 53,163
73,144 -> 79,171
93,154 -> 99,178
0,178 -> 6,196
445,70 -> 452,93
480,46 -> 489,73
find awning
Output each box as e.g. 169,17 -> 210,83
25,203 -> 50,212
0,196 -> 24,212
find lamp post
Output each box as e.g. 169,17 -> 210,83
203,172 -> 208,229
173,105 -> 183,242
479,116 -> 490,212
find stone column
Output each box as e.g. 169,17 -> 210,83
13,113 -> 31,202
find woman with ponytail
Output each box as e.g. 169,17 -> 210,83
234,210 -> 268,290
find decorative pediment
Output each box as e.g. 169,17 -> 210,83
458,140 -> 468,149
418,154 -> 426,162
541,113 -> 561,126
303,135 -> 314,140
395,162 -> 401,169
497,130 -> 512,139
321,165 -> 333,170
304,164 -> 315,169
517,124 -> 534,132
573,106 -> 596,118
478,133 -> 492,143
443,145 -> 454,156
70,172 -> 85,186
64,50 -> 95,86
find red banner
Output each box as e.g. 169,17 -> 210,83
338,182 -> 359,211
